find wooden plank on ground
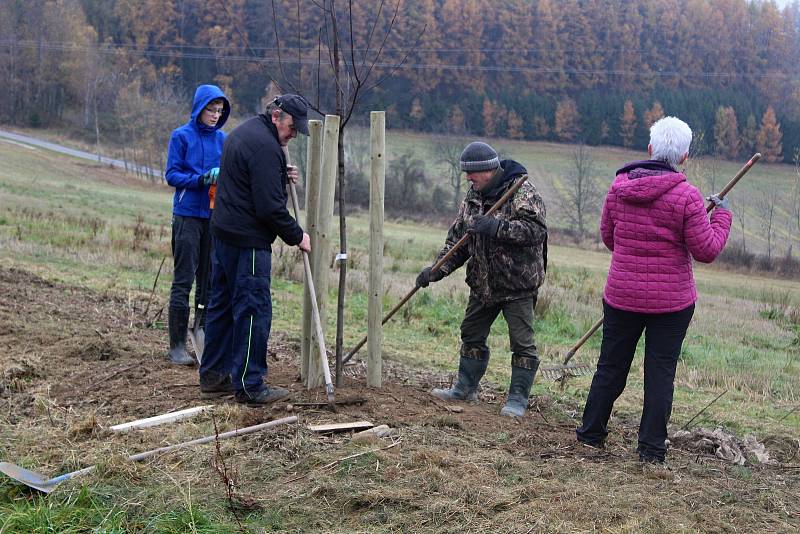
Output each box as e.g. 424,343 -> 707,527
307,421 -> 374,433
110,405 -> 213,432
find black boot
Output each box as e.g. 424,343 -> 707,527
431,356 -> 489,402
500,365 -> 537,418
168,306 -> 195,366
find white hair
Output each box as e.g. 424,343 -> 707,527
649,116 -> 692,168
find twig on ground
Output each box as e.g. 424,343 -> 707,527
778,404 -> 799,422
284,439 -> 401,483
211,414 -> 255,533
682,389 -> 728,430
143,256 -> 166,320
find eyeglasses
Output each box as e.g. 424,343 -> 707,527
204,107 -> 225,115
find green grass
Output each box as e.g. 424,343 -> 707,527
1,132 -> 799,532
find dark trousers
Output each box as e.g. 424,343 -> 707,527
460,294 -> 539,369
577,300 -> 694,460
200,237 -> 272,397
169,215 -> 212,321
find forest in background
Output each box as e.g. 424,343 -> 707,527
1,0 -> 800,165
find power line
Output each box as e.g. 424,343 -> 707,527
2,40 -> 798,81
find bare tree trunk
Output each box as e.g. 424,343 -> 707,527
331,0 -> 346,387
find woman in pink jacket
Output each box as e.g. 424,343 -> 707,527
576,117 -> 732,464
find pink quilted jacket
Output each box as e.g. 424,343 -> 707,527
601,162 -> 732,313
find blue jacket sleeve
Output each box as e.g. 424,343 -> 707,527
165,131 -> 202,189
248,148 -> 304,246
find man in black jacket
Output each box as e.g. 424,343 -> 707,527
199,94 -> 311,405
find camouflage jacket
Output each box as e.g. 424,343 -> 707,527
435,159 -> 547,305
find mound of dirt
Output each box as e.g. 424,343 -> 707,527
64,338 -> 129,361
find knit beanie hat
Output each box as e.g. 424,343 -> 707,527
459,141 -> 500,172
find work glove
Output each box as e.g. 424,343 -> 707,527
416,266 -> 444,288
706,194 -> 730,210
468,214 -> 502,238
200,167 -> 219,186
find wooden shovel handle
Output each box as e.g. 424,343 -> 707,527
563,153 -> 763,367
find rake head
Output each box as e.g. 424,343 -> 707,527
539,362 -> 594,381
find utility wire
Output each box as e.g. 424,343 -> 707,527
3,40 -> 798,80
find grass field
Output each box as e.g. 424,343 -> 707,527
1,134 -> 799,532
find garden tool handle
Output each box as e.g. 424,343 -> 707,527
561,317 -> 604,366
343,175 -> 529,364
706,152 -> 761,213
563,153 -> 763,367
284,148 -> 335,402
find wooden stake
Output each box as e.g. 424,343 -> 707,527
307,115 -> 340,389
301,120 -> 324,382
367,111 -> 386,388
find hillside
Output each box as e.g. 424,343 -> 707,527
1,134 -> 799,532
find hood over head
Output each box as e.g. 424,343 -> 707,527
191,84 -> 230,131
478,159 -> 528,200
612,159 -> 686,204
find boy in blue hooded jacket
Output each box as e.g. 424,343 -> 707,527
164,84 -> 230,365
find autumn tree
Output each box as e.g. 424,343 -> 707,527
409,98 -> 424,123
741,114 -> 759,156
533,115 -> 551,139
507,110 -> 524,139
620,100 -> 637,148
643,101 -> 664,129
714,106 -> 740,159
757,106 -> 783,163
554,97 -> 580,141
482,98 -> 497,137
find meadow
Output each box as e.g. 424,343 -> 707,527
0,133 -> 798,532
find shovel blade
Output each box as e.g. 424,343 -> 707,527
187,327 -> 205,364
0,462 -> 58,493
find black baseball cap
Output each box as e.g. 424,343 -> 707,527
274,94 -> 309,136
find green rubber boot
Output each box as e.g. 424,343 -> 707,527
431,356 -> 489,402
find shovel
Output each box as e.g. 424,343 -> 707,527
540,152 -> 762,383
187,184 -> 217,363
0,416 -> 297,493
283,148 -> 335,405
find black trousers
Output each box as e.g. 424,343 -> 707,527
577,300 -> 694,461
169,215 -> 212,319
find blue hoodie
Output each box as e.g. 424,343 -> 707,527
165,84 -> 230,219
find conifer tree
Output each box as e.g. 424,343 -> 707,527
620,100 -> 637,148
507,110 -> 524,139
713,106 -> 740,159
643,101 -> 664,129
757,106 -> 783,163
482,98 -> 496,137
554,97 -> 580,141
741,114 -> 759,156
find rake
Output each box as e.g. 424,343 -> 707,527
539,152 -> 762,384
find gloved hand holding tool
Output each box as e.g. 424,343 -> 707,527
468,214 -> 502,237
540,152 -> 761,385
200,167 -> 219,186
343,175 -> 530,364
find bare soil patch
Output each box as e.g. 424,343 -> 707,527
1,266 -> 798,531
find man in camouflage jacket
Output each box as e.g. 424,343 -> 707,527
416,141 -> 547,417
